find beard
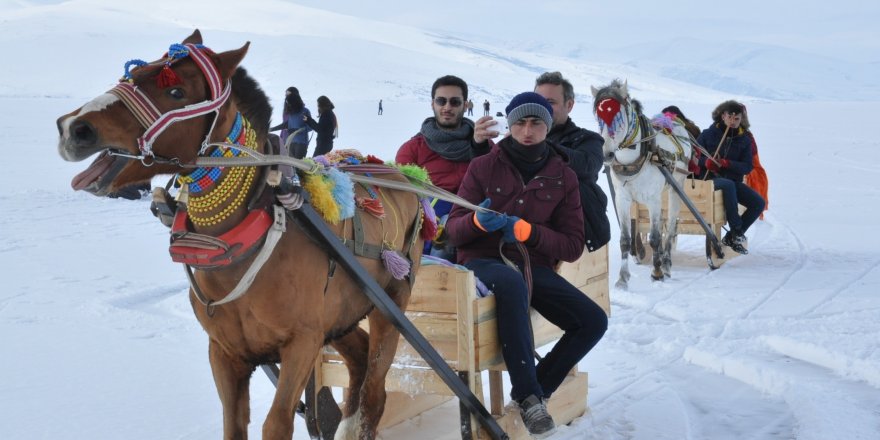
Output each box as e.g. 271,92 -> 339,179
433,108 -> 464,130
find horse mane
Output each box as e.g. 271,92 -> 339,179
231,67 -> 272,138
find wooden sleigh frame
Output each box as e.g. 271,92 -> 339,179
315,246 -> 610,439
629,178 -> 741,269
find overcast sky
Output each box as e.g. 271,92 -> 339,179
289,0 -> 880,62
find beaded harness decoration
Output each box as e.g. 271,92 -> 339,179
180,112 -> 259,227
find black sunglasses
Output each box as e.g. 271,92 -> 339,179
434,97 -> 463,107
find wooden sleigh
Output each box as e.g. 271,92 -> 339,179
629,178 -> 742,269
313,246 -> 610,439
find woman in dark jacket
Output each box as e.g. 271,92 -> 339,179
303,95 -> 337,157
446,92 -> 607,438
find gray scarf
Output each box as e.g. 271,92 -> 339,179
419,117 -> 476,162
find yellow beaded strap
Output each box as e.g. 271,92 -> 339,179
186,114 -> 259,227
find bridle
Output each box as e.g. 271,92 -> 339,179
107,43 -> 231,166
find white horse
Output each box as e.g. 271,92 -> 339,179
591,80 -> 692,289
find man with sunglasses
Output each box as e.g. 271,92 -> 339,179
694,100 -> 765,254
396,75 -> 498,259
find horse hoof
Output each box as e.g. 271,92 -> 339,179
615,279 -> 628,290
651,271 -> 664,281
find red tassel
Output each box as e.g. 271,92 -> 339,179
357,197 -> 385,218
157,64 -> 182,88
365,154 -> 385,164
420,214 -> 438,241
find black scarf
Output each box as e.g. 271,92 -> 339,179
419,117 -> 476,162
500,137 -> 549,183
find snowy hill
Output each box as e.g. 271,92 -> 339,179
1,1 -> 879,439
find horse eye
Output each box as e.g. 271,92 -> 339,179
167,88 -> 185,100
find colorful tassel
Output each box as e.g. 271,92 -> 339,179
327,168 -> 355,220
157,64 -> 183,88
303,174 -> 340,224
396,164 -> 432,184
365,154 -> 385,164
419,198 -> 438,241
357,196 -> 385,218
381,248 -> 411,280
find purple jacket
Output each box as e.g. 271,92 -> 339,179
446,143 -> 585,268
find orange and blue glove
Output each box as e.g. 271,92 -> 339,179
502,216 -> 533,243
473,198 -> 507,232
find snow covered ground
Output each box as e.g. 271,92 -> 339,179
1,1 -> 879,439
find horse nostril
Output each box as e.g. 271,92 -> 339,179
70,120 -> 97,146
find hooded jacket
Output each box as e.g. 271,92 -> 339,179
446,139 -> 585,268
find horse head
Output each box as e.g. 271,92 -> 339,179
591,79 -> 641,163
56,30 -> 255,196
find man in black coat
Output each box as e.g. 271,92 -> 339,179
535,71 -> 610,252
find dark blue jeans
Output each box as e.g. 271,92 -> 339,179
712,177 -> 765,233
464,258 -> 608,401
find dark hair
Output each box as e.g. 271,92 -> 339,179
316,95 -> 335,113
661,105 -> 688,121
535,71 -> 575,103
284,90 -> 305,114
431,75 -> 468,100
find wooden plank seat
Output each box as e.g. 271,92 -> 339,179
629,178 -> 742,265
315,246 -> 609,439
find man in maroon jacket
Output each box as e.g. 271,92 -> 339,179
446,92 -> 608,437
395,75 -> 497,258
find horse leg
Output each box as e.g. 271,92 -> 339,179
343,282 -> 411,440
662,187 -> 683,278
647,201 -> 664,281
263,331 -> 323,440
330,327 -> 370,423
208,340 -> 252,440
615,192 -> 633,289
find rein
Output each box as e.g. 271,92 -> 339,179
183,145 -> 491,215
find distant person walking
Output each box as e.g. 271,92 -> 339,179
483,99 -> 490,116
304,95 -> 337,157
378,99 -> 383,115
270,86 -> 312,159
466,99 -> 474,116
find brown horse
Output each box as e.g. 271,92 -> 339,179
56,30 -> 423,440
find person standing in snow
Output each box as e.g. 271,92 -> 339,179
303,95 -> 337,157
378,99 -> 383,115
270,86 -> 312,159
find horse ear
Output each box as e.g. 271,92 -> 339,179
590,85 -> 599,98
622,80 -> 628,96
183,29 -> 203,45
213,42 -> 250,80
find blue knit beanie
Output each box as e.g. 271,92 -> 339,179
505,92 -> 553,132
